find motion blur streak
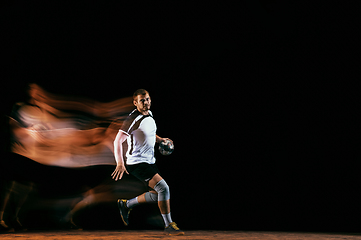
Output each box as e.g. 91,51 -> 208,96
9,84 -> 134,168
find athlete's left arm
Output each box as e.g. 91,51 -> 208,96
156,135 -> 172,144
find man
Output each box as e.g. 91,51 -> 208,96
112,89 -> 183,235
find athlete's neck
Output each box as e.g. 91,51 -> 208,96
138,109 -> 149,115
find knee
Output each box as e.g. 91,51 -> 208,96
144,191 -> 158,202
153,179 -> 170,201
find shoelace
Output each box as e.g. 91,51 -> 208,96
170,223 -> 180,230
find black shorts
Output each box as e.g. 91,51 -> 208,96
126,163 -> 160,185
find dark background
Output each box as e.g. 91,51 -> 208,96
1,1 -> 360,232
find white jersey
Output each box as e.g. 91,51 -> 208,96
119,109 -> 157,165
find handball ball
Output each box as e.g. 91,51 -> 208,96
159,139 -> 174,156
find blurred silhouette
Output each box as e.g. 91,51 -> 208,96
10,84 -> 133,168
1,84 -> 137,230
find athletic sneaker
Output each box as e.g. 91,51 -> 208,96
117,199 -> 131,226
164,222 -> 184,235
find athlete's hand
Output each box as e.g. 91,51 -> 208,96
156,135 -> 173,144
111,164 -> 129,181
162,138 -> 173,145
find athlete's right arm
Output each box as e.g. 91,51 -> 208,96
111,130 -> 129,181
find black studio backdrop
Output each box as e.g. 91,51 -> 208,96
1,1 -> 360,232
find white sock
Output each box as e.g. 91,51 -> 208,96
161,213 -> 173,227
126,197 -> 139,209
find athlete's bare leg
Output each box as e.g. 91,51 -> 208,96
148,174 -> 170,214
136,174 -> 170,214
131,173 -> 170,214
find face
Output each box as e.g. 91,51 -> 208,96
134,93 -> 151,113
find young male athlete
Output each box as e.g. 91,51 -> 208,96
112,89 -> 184,235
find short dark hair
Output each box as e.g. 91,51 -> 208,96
133,89 -> 149,100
